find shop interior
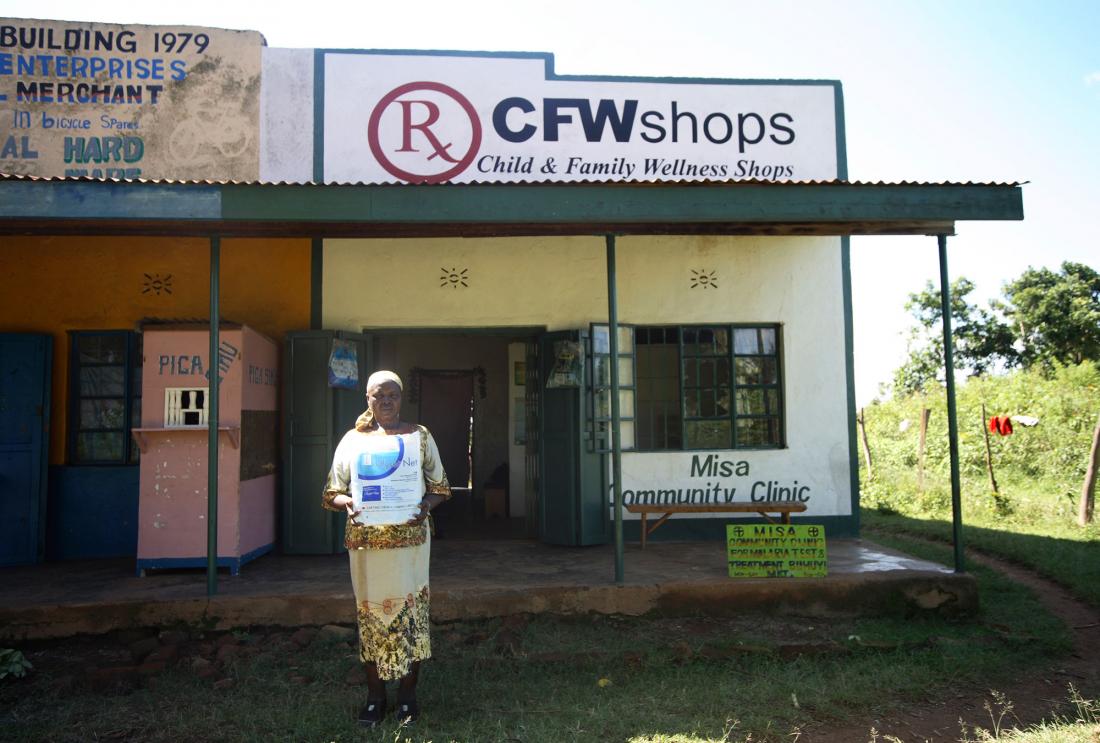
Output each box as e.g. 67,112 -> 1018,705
374,330 -> 537,540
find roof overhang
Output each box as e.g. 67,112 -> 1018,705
0,179 -> 1023,238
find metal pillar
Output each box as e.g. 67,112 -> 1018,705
606,234 -> 624,584
938,234 -> 965,573
207,236 -> 221,596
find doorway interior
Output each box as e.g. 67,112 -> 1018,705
374,329 -> 541,540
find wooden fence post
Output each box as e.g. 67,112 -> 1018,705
1079,412 -> 1100,526
917,407 -> 931,491
858,407 -> 873,480
981,402 -> 999,495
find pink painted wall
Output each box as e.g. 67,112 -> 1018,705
137,326 -> 277,565
142,328 -> 246,427
136,431 -> 241,559
239,475 -> 276,554
241,326 -> 279,411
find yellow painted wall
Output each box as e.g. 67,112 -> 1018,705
324,236 -> 607,330
323,235 -> 842,329
0,236 -> 312,464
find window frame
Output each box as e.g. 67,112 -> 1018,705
634,325 -> 685,451
726,324 -> 786,450
593,322 -> 785,453
67,330 -> 142,465
587,324 -> 637,453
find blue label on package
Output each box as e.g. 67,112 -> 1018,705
361,485 -> 382,502
356,439 -> 404,480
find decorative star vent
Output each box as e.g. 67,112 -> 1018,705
142,273 -> 173,295
690,269 -> 718,290
440,267 -> 469,289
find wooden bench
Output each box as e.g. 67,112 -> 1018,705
625,503 -> 808,548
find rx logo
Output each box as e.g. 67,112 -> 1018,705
367,81 -> 482,184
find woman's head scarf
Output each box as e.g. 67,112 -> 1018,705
356,370 -> 404,431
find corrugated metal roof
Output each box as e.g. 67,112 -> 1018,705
0,172 -> 1024,188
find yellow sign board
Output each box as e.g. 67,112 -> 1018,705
727,524 -> 827,578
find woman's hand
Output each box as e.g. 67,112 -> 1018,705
404,499 -> 431,526
332,494 -> 364,521
404,494 -> 443,526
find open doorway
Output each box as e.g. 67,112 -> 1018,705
416,369 -> 475,492
373,330 -> 540,540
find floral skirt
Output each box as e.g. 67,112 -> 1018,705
348,533 -> 432,681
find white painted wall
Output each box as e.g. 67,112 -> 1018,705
323,234 -> 852,518
260,48 -> 314,184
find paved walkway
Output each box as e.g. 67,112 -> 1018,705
0,539 -> 975,640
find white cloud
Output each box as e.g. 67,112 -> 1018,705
1085,71 -> 1100,86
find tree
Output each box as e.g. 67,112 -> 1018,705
892,277 -> 1017,396
1000,262 -> 1100,369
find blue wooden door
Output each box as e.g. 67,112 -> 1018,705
0,334 -> 52,565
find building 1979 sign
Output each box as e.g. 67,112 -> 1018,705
0,18 -> 263,181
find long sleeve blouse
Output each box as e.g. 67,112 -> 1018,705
323,419 -> 450,551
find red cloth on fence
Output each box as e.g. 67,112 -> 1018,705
988,415 -> 1014,436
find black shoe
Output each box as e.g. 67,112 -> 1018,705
395,699 -> 420,724
358,697 -> 386,727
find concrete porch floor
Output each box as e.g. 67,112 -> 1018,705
0,538 -> 977,641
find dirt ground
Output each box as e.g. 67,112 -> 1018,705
805,548 -> 1100,742
4,544 -> 1098,742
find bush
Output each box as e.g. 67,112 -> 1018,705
861,361 -> 1099,526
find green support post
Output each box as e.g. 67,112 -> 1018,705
606,234 -> 624,584
208,236 -> 221,596
938,234 -> 965,573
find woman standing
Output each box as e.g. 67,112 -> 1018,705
322,370 -> 451,726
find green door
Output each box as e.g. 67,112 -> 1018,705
282,330 -> 372,554
538,330 -> 607,546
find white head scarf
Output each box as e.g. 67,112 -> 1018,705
356,370 -> 404,431
366,370 -> 403,390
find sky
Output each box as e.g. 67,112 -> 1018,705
5,0 -> 1099,403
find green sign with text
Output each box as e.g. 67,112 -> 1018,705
727,524 -> 827,578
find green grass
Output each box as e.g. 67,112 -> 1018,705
0,555 -> 1073,743
854,364 -> 1100,739
986,723 -> 1100,743
863,509 -> 1100,609
857,361 -> 1100,608
954,687 -> 1100,743
861,363 -> 1099,504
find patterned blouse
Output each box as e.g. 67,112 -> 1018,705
322,414 -> 451,551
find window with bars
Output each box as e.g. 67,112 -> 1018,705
589,324 -> 783,451
636,326 -> 683,450
68,331 -> 142,465
730,326 -> 783,448
588,325 -> 635,453
165,388 -> 208,427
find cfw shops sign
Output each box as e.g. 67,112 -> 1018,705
323,52 -> 841,185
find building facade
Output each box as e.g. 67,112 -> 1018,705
1,16 -> 879,564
